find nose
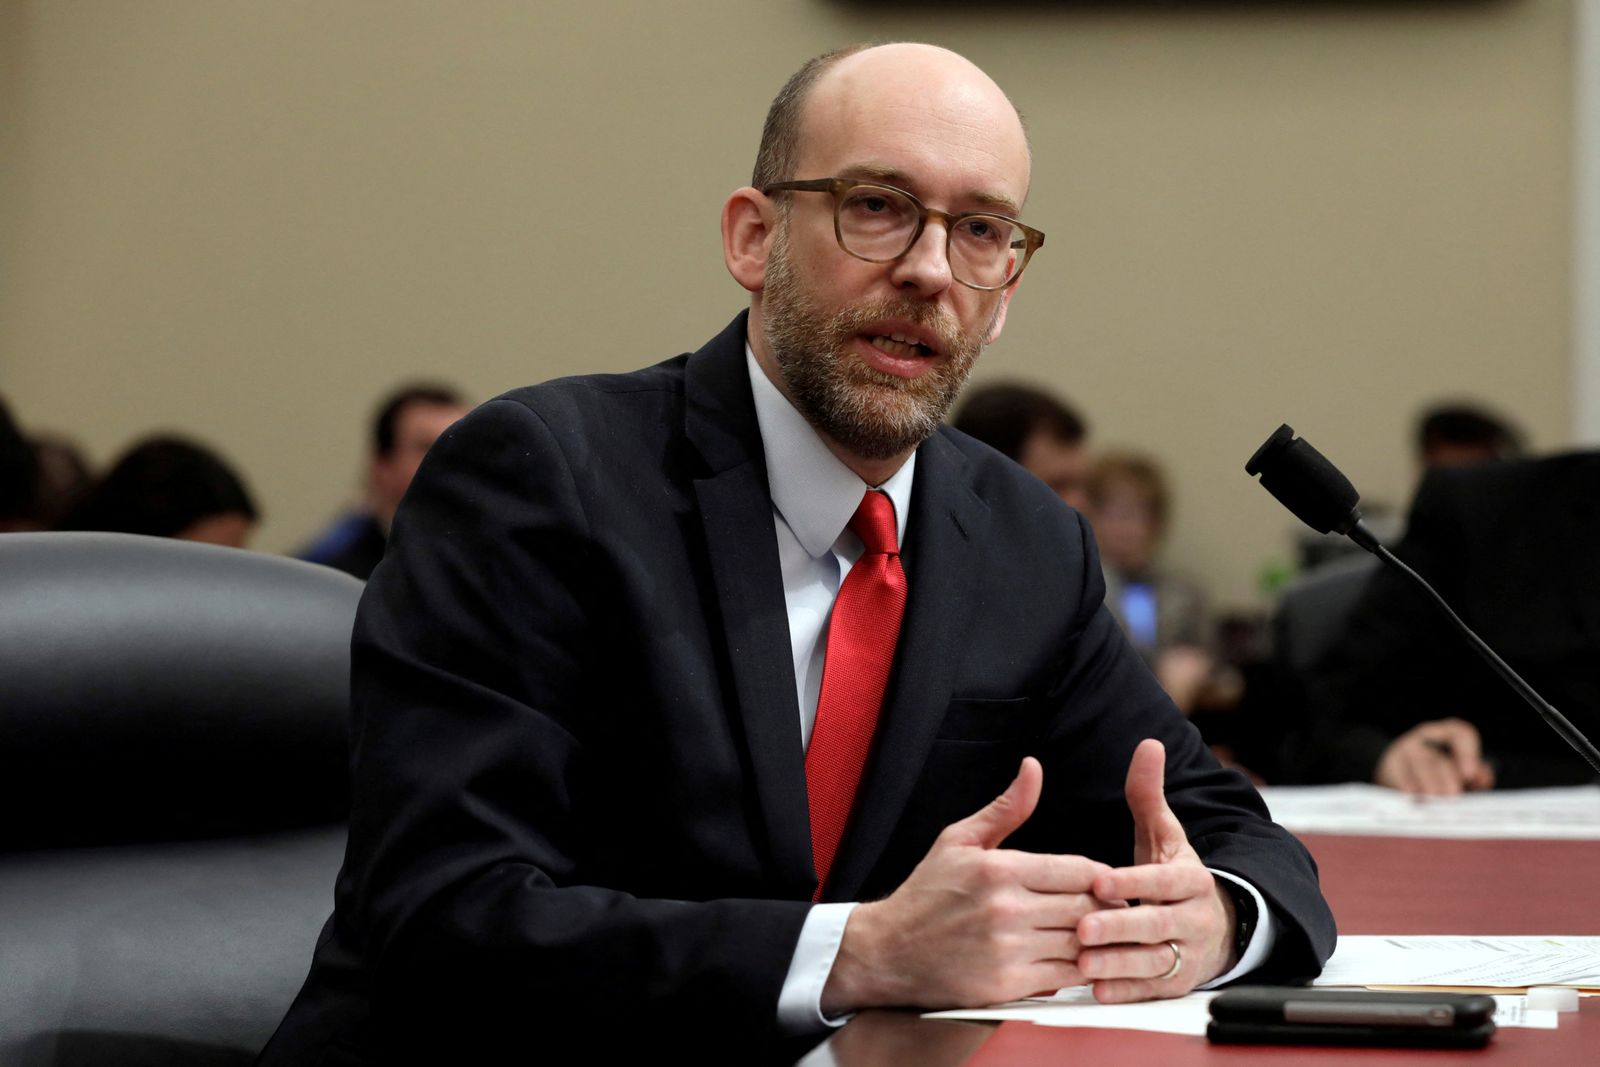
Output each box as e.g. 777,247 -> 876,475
886,220 -> 954,296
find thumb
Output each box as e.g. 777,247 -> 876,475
944,756 -> 1043,850
1125,739 -> 1184,864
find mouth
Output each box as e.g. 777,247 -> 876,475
866,333 -> 935,359
845,315 -> 954,381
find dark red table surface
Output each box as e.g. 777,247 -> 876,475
822,833 -> 1600,1066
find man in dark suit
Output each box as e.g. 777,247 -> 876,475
262,43 -> 1333,1063
1288,451 -> 1600,794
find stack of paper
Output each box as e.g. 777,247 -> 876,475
1256,784 -> 1600,839
1316,935 -> 1600,993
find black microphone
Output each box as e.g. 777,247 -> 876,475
1246,424 -> 1600,777
1245,424 -> 1380,553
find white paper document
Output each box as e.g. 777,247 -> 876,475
1317,936 -> 1600,990
1255,783 -> 1600,839
924,986 -> 1557,1033
924,986 -> 1217,1035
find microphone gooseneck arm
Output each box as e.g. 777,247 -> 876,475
1350,521 -> 1600,776
1250,426 -> 1600,779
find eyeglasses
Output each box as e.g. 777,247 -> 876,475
761,177 -> 1044,291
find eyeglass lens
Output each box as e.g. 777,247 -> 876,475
837,185 -> 1025,288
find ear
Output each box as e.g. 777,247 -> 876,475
984,277 -> 1020,345
722,187 -> 776,294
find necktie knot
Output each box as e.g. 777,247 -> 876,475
848,490 -> 898,556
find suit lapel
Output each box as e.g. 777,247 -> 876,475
685,314 -> 814,897
823,430 -> 990,902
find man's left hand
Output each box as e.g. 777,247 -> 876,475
1074,738 -> 1238,1003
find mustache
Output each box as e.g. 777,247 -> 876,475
825,298 -> 967,355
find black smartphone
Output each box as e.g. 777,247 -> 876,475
1207,987 -> 1497,1048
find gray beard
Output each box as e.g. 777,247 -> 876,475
761,228 -> 991,462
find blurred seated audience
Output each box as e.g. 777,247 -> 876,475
0,396 -> 39,532
298,383 -> 468,580
950,381 -> 1090,509
1296,401 -> 1524,572
1083,451 -> 1236,718
29,433 -> 94,528
60,435 -> 259,547
1282,450 -> 1600,794
1417,401 -> 1524,468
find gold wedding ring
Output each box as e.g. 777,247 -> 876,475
1160,940 -> 1182,981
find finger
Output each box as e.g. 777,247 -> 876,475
1079,939 -> 1183,982
1437,719 -> 1485,784
1092,975 -> 1182,1004
1017,894 -> 1113,933
1124,739 -> 1184,863
1021,959 -> 1088,997
1395,742 -> 1450,796
1467,759 -> 1496,791
1397,748 -> 1441,795
1407,755 -> 1445,796
1090,862 -> 1213,908
943,757 -> 1042,850
1078,902 -> 1190,948
1027,928 -> 1084,961
1003,851 -> 1112,894
1413,750 -> 1463,796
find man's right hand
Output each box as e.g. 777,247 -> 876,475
819,757 -> 1114,1014
1375,718 -> 1494,795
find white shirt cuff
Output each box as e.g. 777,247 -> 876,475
776,902 -> 859,1034
1198,868 -> 1278,989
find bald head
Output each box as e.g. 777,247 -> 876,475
752,43 -> 1030,202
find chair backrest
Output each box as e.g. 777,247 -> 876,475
0,532 -> 364,849
0,532 -> 363,1064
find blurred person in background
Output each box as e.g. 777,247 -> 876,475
0,396 -> 40,533
950,381 -> 1090,509
1084,451 -> 1234,719
1416,401 -> 1524,469
29,433 -> 94,528
1294,402 -> 1524,573
1284,449 -> 1598,795
299,383 -> 468,580
60,435 -> 258,548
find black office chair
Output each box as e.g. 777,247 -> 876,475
0,532 -> 362,1066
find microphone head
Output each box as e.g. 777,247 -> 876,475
1245,424 -> 1363,535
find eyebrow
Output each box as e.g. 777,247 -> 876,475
835,163 -> 1023,218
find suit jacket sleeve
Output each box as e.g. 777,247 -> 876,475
342,397 -> 811,1056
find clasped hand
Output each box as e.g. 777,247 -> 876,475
822,739 -> 1237,1014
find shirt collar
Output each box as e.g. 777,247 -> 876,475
745,342 -> 915,559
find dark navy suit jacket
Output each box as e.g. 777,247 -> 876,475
261,313 -> 1334,1064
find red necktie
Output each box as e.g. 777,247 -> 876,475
806,489 -> 907,901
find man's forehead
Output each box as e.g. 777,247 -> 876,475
795,45 -> 1031,207
397,401 -> 465,434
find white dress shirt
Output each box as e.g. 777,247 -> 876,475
743,348 -> 1275,1033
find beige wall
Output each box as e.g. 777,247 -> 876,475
1,1 -> 1573,610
